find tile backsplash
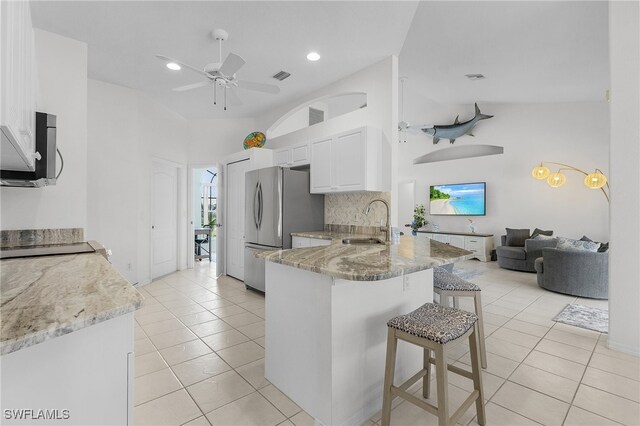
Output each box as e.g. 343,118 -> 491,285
325,192 -> 391,227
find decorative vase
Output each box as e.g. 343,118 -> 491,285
411,230 -> 417,236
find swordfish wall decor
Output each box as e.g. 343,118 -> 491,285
422,103 -> 494,144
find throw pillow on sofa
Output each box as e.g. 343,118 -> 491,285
532,228 -> 553,238
533,234 -> 556,241
557,237 -> 599,252
581,236 -> 609,252
505,228 -> 530,247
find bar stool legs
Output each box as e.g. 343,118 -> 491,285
381,328 -> 397,422
437,290 -> 487,369
381,323 -> 486,426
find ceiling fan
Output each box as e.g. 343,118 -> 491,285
156,29 -> 280,110
398,77 -> 430,142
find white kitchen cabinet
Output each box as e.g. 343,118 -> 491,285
417,231 -> 494,262
0,0 -> 37,171
292,236 -> 332,248
274,141 -> 311,168
1,313 -> 134,425
310,126 -> 390,194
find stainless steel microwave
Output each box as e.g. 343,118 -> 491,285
0,112 -> 58,188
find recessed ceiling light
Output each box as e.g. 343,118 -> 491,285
306,52 -> 320,62
465,74 -> 485,80
166,62 -> 181,71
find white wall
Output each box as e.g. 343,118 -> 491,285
607,0 -> 640,356
255,56 -> 399,224
398,102 -> 610,245
87,79 -> 189,285
187,118 -> 256,164
1,30 -> 87,231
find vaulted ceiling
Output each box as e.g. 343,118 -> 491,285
30,1 -> 609,119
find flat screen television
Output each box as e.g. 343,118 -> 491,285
429,182 -> 486,216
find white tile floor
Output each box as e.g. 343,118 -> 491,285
133,260 -> 640,426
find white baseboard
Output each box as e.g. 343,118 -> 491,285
607,340 -> 640,357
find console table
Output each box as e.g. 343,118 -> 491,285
416,231 -> 494,262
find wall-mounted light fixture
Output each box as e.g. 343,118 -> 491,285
531,162 -> 609,202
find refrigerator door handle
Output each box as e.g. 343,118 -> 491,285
253,182 -> 260,230
277,171 -> 283,239
258,182 -> 263,229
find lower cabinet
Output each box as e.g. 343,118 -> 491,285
418,232 -> 493,262
292,236 -> 332,248
1,313 -> 135,425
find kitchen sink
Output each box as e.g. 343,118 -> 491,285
341,237 -> 385,245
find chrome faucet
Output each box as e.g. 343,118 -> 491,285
364,199 -> 391,243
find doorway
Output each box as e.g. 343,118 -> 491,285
151,161 -> 179,279
192,166 -> 218,273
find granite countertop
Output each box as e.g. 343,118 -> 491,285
261,235 -> 473,281
0,252 -> 143,356
291,230 -> 378,241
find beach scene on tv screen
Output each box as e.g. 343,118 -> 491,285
430,183 -> 486,215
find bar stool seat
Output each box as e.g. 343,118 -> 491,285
433,267 -> 487,369
382,302 -> 486,426
387,303 -> 478,344
433,267 -> 481,292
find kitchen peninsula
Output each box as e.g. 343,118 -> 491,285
261,235 -> 472,426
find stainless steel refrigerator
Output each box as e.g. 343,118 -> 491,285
244,166 -> 324,292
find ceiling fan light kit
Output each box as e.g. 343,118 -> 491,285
156,28 -> 280,111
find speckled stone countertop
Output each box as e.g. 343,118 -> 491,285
261,235 -> 473,281
0,253 -> 143,355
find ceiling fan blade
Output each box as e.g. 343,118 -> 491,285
236,79 -> 280,94
226,88 -> 243,107
172,81 -> 210,92
155,54 -> 208,77
218,53 -> 245,77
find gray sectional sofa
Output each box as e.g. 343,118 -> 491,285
496,235 -> 558,272
535,248 -> 609,299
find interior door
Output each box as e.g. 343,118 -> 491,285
226,159 -> 250,280
215,162 -> 225,277
151,161 -> 178,279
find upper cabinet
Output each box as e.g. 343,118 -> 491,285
273,141 -> 310,168
1,0 -> 37,171
310,126 -> 390,194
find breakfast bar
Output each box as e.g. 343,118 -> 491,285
261,235 -> 472,426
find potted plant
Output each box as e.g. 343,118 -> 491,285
405,204 -> 428,236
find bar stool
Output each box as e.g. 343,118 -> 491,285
381,303 -> 486,426
433,266 -> 487,369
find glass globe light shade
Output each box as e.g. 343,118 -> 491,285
547,172 -> 567,188
584,172 -> 607,189
531,164 -> 550,180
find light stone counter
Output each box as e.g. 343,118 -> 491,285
0,252 -> 142,355
261,235 -> 473,281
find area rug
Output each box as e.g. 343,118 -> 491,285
553,303 -> 609,333
452,267 -> 484,281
